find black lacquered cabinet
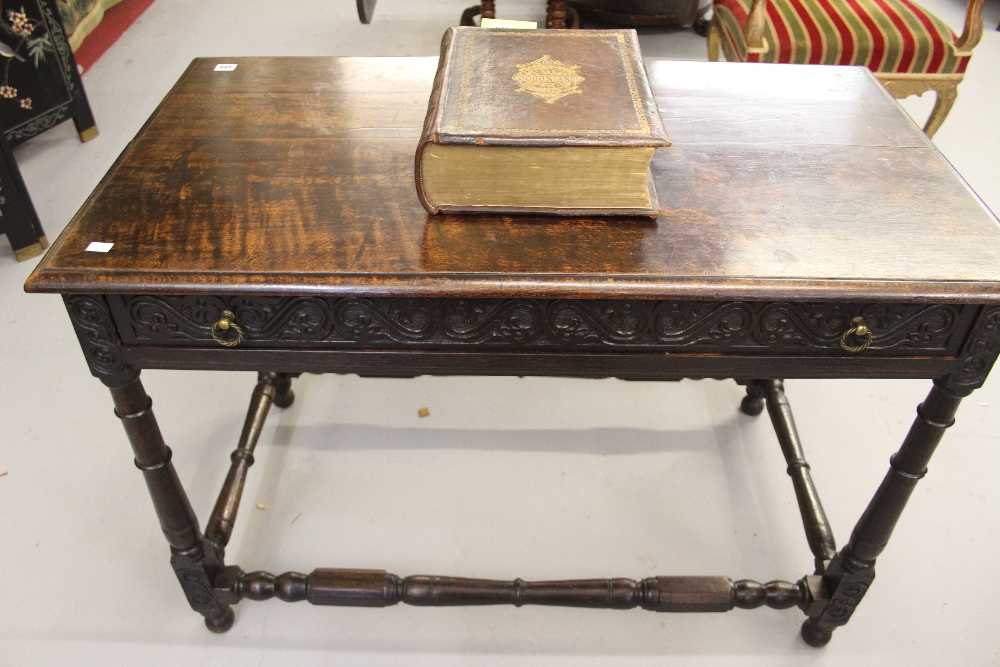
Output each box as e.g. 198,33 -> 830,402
0,0 -> 97,261
0,0 -> 96,145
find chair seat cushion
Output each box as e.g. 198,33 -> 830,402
713,0 -> 969,74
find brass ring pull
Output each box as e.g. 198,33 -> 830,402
840,316 -> 873,353
211,310 -> 244,347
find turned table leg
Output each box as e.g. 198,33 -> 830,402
801,380 -> 963,646
802,305 -> 1000,646
63,294 -> 234,631
547,0 -> 567,28
110,375 -> 235,632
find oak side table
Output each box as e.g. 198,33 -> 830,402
24,57 -> 1000,647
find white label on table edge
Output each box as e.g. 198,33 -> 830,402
85,242 -> 114,252
214,63 -> 237,71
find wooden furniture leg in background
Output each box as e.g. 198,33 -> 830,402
356,0 -> 378,24
461,1 -> 495,26
547,0 -> 580,28
0,132 -> 46,261
548,0 -> 568,27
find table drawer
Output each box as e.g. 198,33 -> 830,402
108,296 -> 977,357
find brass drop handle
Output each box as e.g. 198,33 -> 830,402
839,316 -> 873,353
211,310 -> 244,347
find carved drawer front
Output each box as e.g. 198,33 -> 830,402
108,296 -> 977,356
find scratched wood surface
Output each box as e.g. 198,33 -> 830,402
24,57 -> 1000,302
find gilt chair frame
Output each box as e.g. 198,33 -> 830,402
707,0 -> 985,137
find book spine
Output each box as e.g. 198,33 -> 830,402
414,27 -> 458,215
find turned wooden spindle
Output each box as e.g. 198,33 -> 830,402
216,567 -> 816,613
763,380 -> 837,569
741,380 -> 837,569
547,0 -> 568,28
109,374 -> 234,632
205,372 -> 281,549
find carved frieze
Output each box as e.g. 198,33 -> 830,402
64,294 -> 137,386
109,295 -> 974,355
947,305 -> 1000,389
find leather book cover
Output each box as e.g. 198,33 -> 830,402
416,27 -> 670,216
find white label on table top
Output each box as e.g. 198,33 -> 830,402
86,242 -> 114,252
214,63 -> 238,71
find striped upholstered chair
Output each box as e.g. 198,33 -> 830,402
707,0 -> 986,137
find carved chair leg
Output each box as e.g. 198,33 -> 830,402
923,83 -> 958,139
707,16 -> 722,61
876,76 -> 960,139
460,4 -> 484,25
109,375 -> 234,632
801,380 -> 965,646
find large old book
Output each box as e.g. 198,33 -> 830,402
415,27 -> 670,216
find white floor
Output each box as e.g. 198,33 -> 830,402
3,1 -> 1000,665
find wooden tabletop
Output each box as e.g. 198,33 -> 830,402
25,57 -> 1000,303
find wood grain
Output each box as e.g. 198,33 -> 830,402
25,58 -> 1000,303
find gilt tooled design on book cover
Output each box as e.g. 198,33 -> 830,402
436,28 -> 666,142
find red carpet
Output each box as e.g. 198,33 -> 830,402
73,0 -> 157,73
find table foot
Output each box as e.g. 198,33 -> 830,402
800,618 -> 832,647
204,607 -> 235,633
739,379 -> 767,416
273,372 -> 297,408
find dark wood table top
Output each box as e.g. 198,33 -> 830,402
25,57 -> 1000,303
